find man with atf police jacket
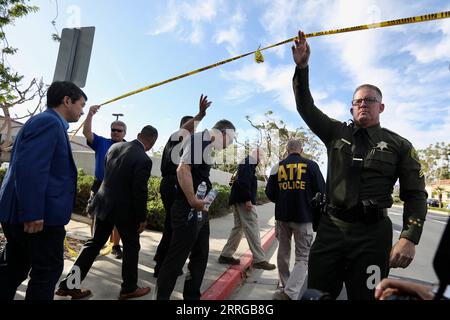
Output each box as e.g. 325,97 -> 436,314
292,30 -> 427,300
266,139 -> 325,300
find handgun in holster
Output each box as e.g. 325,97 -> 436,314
311,192 -> 327,232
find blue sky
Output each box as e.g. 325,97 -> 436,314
5,0 -> 450,168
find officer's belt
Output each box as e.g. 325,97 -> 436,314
326,203 -> 387,224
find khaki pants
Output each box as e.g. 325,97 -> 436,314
221,203 -> 266,263
276,221 -> 313,300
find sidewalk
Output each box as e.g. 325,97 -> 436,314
12,203 -> 277,300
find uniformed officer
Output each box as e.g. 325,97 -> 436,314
265,139 -> 325,300
156,119 -> 236,300
291,30 -> 427,300
153,94 -> 211,278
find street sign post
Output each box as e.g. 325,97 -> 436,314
53,27 -> 95,88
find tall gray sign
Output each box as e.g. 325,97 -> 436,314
53,27 -> 95,88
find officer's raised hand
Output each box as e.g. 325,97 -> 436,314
389,238 -> 416,268
292,30 -> 310,68
198,94 -> 212,118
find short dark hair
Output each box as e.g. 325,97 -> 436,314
140,125 -> 158,141
179,116 -> 193,128
353,84 -> 383,100
212,119 -> 236,132
47,81 -> 87,108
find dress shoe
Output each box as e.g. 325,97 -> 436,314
272,290 -> 291,300
253,261 -> 276,270
118,287 -> 151,300
55,288 -> 92,299
218,255 -> 240,265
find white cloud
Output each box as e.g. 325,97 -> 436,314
214,8 -> 246,55
147,0 -> 221,43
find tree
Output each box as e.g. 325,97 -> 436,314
433,186 -> 445,208
417,142 -> 450,183
212,110 -> 325,179
1,0 -> 45,160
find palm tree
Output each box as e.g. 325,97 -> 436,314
433,186 -> 445,208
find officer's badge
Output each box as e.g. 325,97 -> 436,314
376,141 -> 389,151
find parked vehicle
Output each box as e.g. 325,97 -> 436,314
427,198 -> 440,207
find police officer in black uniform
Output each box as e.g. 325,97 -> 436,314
153,94 -> 211,278
292,31 -> 427,300
156,119 -> 236,300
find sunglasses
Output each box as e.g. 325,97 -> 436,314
111,128 -> 124,133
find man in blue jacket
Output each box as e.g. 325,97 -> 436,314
0,81 -> 86,300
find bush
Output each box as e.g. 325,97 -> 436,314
208,183 -> 231,218
256,187 -> 270,205
74,169 -> 94,215
0,168 -> 6,186
146,177 -> 165,231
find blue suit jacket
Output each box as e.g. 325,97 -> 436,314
0,109 -> 77,225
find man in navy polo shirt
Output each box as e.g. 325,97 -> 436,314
83,105 -> 126,259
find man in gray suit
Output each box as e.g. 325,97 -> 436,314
55,125 -> 158,300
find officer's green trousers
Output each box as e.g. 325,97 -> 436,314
308,213 -> 392,300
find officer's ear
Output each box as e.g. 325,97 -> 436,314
350,107 -> 354,115
379,103 -> 385,114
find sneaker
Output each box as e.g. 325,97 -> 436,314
272,290 -> 291,300
111,245 -> 123,259
253,261 -> 276,270
218,255 -> 240,265
99,242 -> 114,256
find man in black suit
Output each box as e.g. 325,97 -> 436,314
55,125 -> 158,300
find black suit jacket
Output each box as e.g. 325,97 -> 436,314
92,139 -> 152,224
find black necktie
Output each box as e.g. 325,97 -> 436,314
353,128 -> 369,159
348,128 -> 370,207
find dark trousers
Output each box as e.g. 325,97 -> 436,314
154,175 -> 177,271
0,223 -> 65,300
157,201 -> 210,300
308,214 -> 392,300
59,217 -> 140,294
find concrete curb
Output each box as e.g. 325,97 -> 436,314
201,227 -> 276,300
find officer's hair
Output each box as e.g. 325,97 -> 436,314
139,125 -> 158,142
179,116 -> 194,128
287,139 -> 303,152
111,120 -> 127,132
213,119 -> 236,132
353,84 -> 383,100
47,81 -> 87,108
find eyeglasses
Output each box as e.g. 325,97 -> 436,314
111,128 -> 124,133
351,97 -> 380,106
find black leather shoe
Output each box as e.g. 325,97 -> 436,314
218,255 -> 240,265
111,245 -> 123,259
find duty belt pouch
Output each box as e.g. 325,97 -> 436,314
362,199 -> 379,223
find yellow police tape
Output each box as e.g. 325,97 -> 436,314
69,10 -> 450,141
64,237 -> 78,257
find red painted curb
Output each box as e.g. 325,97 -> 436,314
201,227 -> 276,300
